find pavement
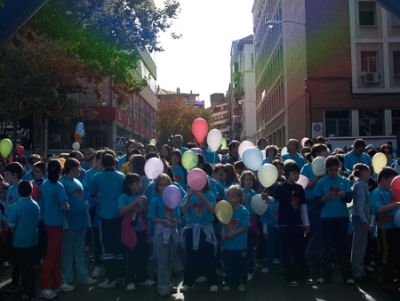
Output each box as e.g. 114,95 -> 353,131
0,257 -> 399,301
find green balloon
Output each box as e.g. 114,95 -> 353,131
221,138 -> 228,149
181,151 -> 198,170
150,138 -> 157,146
0,139 -> 13,158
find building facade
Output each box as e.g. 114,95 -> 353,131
209,93 -> 230,140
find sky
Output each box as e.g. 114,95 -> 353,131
154,0 -> 254,108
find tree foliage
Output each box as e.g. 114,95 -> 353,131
156,99 -> 212,146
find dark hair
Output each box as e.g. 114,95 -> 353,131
380,143 -> 393,154
94,149 -> 105,161
202,162 -> 213,177
353,139 -> 366,149
145,152 -> 159,160
165,166 -> 176,182
122,173 -> 141,196
272,159 -> 284,169
234,160 -> 245,171
228,140 -> 240,150
18,180 -> 32,197
102,152 -> 116,168
145,144 -> 157,155
125,139 -> 137,155
28,154 -> 41,164
377,167 -> 398,183
240,170 -> 257,186
129,154 -> 146,176
351,163 -> 370,178
62,158 -> 80,175
154,173 -> 172,194
170,149 -> 182,164
257,138 -> 268,148
69,150 -> 83,160
197,154 -> 205,168
325,155 -> 340,171
159,144 -> 172,161
4,162 -> 24,179
265,145 -> 279,160
33,161 -> 47,173
47,159 -> 62,183
224,163 -> 239,186
283,161 -> 300,177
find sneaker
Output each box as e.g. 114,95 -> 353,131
316,278 -> 325,284
54,283 -> 75,292
209,285 -> 218,292
299,278 -> 314,285
81,277 -> 97,285
98,279 -> 116,289
195,276 -> 207,283
180,285 -> 190,292
39,289 -> 57,299
91,266 -> 101,278
222,285 -> 231,292
346,278 -> 355,285
284,280 -> 299,287
261,267 -> 269,274
238,283 -> 246,292
138,279 -> 155,287
126,283 -> 136,291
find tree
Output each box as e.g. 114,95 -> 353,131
156,99 -> 212,147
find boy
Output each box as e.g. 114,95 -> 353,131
281,139 -> 306,169
7,181 -> 40,300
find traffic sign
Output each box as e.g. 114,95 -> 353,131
116,137 -> 125,147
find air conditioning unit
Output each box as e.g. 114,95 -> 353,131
362,72 -> 379,83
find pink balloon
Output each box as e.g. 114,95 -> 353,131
187,168 -> 208,191
301,137 -> 309,147
162,185 -> 182,209
238,140 -> 255,158
296,174 -> 309,189
144,157 -> 164,180
192,118 -> 209,144
391,176 -> 400,201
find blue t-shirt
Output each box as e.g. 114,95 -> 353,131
148,195 -> 179,221
242,188 -> 257,217
90,169 -> 125,219
82,167 -> 102,208
313,175 -> 352,218
41,180 -> 68,226
281,153 -> 305,169
182,190 -> 215,225
118,193 -> 147,232
32,179 -> 45,221
59,177 -> 87,230
203,148 -> 219,165
343,151 -> 372,174
7,197 -> 40,248
222,205 -> 250,250
5,184 -> 20,216
371,187 -> 398,229
259,200 -> 279,227
171,165 -> 187,189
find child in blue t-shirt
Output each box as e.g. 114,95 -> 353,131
221,184 -> 250,292
7,181 -> 40,300
118,173 -> 154,291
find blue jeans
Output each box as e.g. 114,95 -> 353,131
265,225 -> 281,269
62,228 -> 89,283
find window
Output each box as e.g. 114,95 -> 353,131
392,110 -> 400,135
361,51 -> 378,72
393,51 -> 400,76
359,110 -> 383,136
391,14 -> 400,26
359,1 -> 376,26
325,110 -> 351,137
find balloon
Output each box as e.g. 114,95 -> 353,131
394,209 -> 400,228
372,152 -> 387,173
144,157 -> 164,179
74,132 -> 82,142
215,200 -> 233,224
301,137 -> 309,147
261,149 -> 266,160
162,185 -> 182,209
181,151 -> 198,170
31,182 -> 40,200
207,129 -> 222,152
187,168 -> 208,191
191,147 -> 203,155
258,163 -> 278,188
238,140 -> 255,158
312,156 -> 326,176
281,146 -> 288,156
72,142 -> 80,150
57,157 -> 66,168
76,122 -> 84,131
192,118 -> 208,144
0,139 -> 13,158
296,174 -> 309,189
150,138 -> 157,146
16,145 -> 25,156
347,199 -> 353,208
391,176 -> 400,201
221,138 -> 228,149
250,194 -> 268,215
242,147 -> 263,171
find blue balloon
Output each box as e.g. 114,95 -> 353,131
242,147 -> 263,171
76,122 -> 84,131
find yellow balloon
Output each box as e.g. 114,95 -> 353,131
372,152 -> 387,173
258,163 -> 278,188
215,200 -> 233,224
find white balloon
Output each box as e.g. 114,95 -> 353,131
238,140 -> 255,158
250,194 -> 268,215
242,147 -> 263,171
281,146 -> 288,156
312,156 -> 326,176
207,129 -> 223,152
258,163 -> 278,188
72,142 -> 80,150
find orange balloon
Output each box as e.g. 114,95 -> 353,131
57,157 -> 66,168
191,118 -> 208,144
74,132 -> 82,142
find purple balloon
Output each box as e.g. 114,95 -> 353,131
162,185 -> 182,209
190,147 -> 203,155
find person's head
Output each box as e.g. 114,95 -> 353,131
122,173 -> 141,196
18,180 -> 32,198
240,170 -> 257,190
47,159 -> 62,183
286,139 -> 300,154
226,184 -> 244,208
324,155 -> 340,178
202,162 -> 213,177
125,139 -> 137,155
69,150 -> 83,164
160,144 -> 171,161
303,138 -> 314,148
234,160 -> 245,177
102,150 -> 116,169
145,144 -> 157,155
310,143 -> 329,159
377,167 -> 398,189
351,163 -> 371,182
332,148 -> 345,155
93,149 -> 105,169
224,163 -> 239,186
197,154 -> 205,169
83,148 -> 95,162
380,143 -> 393,160
283,161 -> 300,183
228,140 -> 240,157
28,154 -> 41,165
33,161 -> 47,180
170,149 -> 182,166
272,159 -> 284,176
172,134 -> 184,149
352,139 -> 366,156
136,142 -> 145,154
4,162 -> 23,184
265,145 -> 279,161
213,163 -> 226,183
256,138 -> 269,150
154,173 -> 173,194
62,158 -> 81,177
129,154 -> 146,176
315,136 -> 326,144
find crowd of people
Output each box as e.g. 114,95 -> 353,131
0,134 -> 400,300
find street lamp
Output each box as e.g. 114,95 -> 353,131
266,20 -> 306,28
